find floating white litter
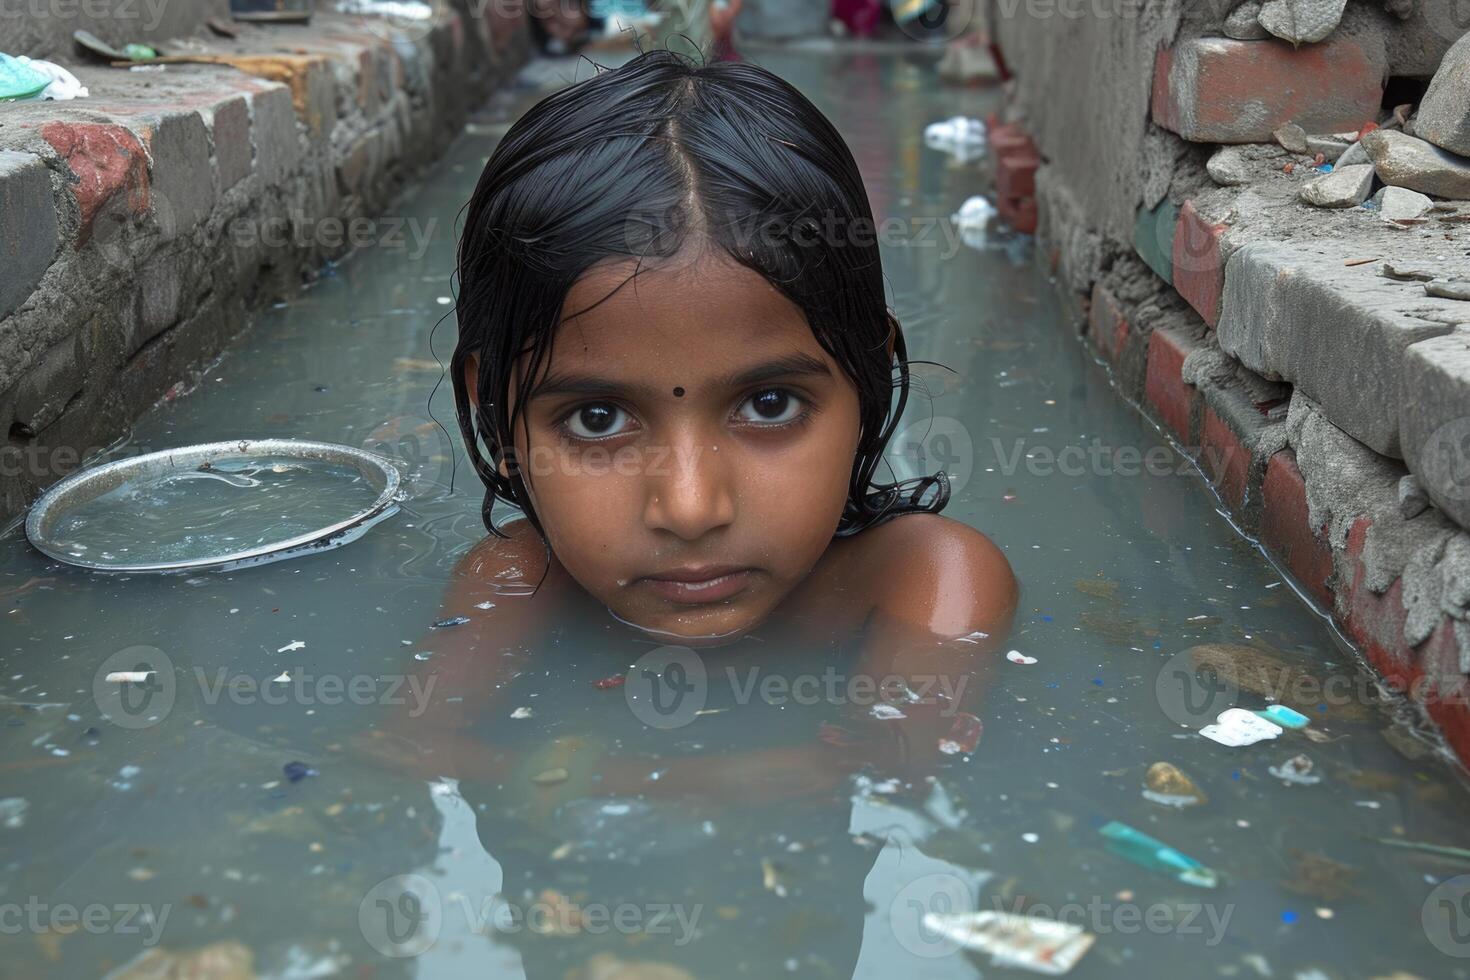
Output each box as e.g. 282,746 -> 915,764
1200,707 -> 1282,747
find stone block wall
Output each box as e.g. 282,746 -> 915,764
984,0 -> 1470,763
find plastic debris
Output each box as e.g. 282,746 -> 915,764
938,712 -> 983,755
532,767 -> 569,785
283,761 -> 318,782
277,640 -> 305,653
1,55 -> 87,100
1372,837 -> 1470,862
1200,707 -> 1283,747
1099,820 -> 1219,888
1269,754 -> 1321,785
337,0 -> 434,20
1006,649 -> 1038,665
0,798 -> 28,829
761,857 -> 788,897
270,671 -> 291,684
592,674 -> 626,690
920,910 -> 1095,975
952,196 -> 998,230
1142,761 -> 1206,807
511,706 -> 534,719
105,670 -> 155,683
870,704 -> 905,720
0,53 -> 51,100
1258,704 -> 1310,729
430,615 -> 470,628
924,116 -> 988,164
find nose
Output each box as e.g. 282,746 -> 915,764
642,428 -> 736,542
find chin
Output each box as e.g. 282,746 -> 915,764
608,602 -> 765,648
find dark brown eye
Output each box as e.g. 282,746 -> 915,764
565,403 -> 629,439
737,389 -> 802,424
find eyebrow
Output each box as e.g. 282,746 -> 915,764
529,352 -> 834,401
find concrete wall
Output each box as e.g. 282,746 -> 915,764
0,2 -> 530,519
0,0 -> 235,61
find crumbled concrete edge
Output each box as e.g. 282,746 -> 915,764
993,19 -> 1470,764
0,7 -> 532,520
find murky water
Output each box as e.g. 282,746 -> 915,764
3,48 -> 1469,980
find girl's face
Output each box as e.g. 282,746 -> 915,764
471,248 -> 863,643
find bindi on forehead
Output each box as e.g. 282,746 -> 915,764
673,386 -> 685,397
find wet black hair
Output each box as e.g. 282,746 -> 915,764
451,49 -> 948,539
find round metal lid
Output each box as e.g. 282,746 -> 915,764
25,439 -> 402,573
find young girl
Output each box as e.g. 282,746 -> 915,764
360,49 -> 1017,975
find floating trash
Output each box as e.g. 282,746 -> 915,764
1258,704 -> 1311,729
430,616 -> 471,629
1269,754 -> 1321,785
921,910 -> 1095,975
1200,707 -> 1283,747
1006,649 -> 1038,665
1142,761 -> 1206,807
939,712 -> 983,755
511,706 -> 534,719
924,116 -> 988,164
1099,820 -> 1218,888
283,761 -> 318,783
592,674 -> 626,690
26,440 -> 400,573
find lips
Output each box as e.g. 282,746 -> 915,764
638,565 -> 755,604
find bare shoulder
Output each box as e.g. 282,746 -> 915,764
848,513 -> 1018,636
446,518 -> 560,609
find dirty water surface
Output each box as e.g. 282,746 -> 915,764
1,49 -> 1468,980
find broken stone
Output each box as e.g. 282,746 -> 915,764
1274,122 -> 1309,154
1415,32 -> 1470,157
1363,129 -> 1470,200
1306,136 -> 1349,162
1372,185 -> 1434,222
1336,141 -> 1369,167
1380,260 -> 1437,281
1425,279 -> 1470,301
1258,0 -> 1348,45
1224,0 -> 1269,39
1399,474 -> 1431,519
1300,163 -> 1373,207
1206,145 -> 1252,186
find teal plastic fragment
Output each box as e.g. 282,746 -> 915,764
1099,820 -> 1218,889
0,54 -> 50,101
1258,704 -> 1310,730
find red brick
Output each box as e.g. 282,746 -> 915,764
1151,38 -> 1384,143
1145,326 -> 1199,441
996,148 -> 1040,200
997,196 -> 1037,235
1173,200 -> 1226,327
1201,407 -> 1250,511
1342,517 -> 1416,686
1419,621 -> 1470,765
41,122 -> 150,242
1259,450 -> 1333,607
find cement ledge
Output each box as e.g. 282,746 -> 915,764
0,6 -> 531,519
